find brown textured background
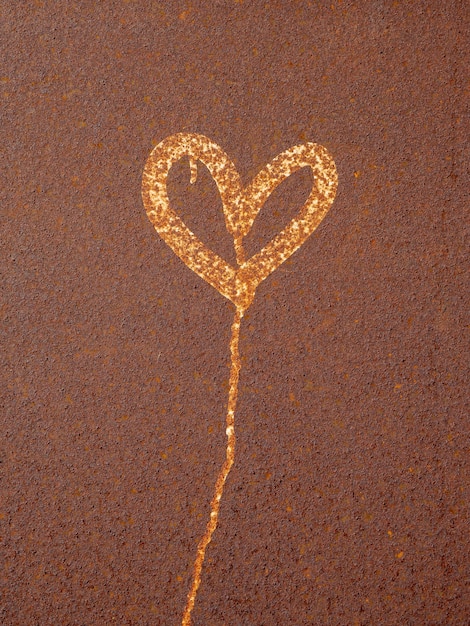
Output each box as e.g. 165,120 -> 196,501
1,2 -> 468,625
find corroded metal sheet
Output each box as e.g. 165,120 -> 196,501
1,2 -> 468,625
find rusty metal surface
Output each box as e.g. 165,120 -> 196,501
1,2 -> 468,625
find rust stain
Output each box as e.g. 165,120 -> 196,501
3,3 -> 467,624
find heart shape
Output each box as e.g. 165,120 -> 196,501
142,133 -> 337,312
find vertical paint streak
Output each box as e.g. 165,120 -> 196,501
234,235 -> 245,266
182,306 -> 243,626
189,157 -> 198,185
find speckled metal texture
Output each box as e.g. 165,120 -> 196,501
1,2 -> 468,625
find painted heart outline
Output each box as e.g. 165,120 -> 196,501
142,132 -> 337,312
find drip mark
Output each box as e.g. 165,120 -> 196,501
182,306 -> 243,626
189,157 -> 198,185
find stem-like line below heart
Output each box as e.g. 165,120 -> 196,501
182,304 -> 243,626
